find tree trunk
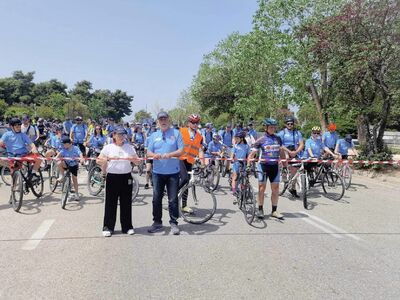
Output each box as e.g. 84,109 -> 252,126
307,82 -> 328,130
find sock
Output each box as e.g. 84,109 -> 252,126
258,205 -> 263,210
272,205 -> 277,213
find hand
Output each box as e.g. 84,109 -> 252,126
162,153 -> 170,159
153,153 -> 162,160
130,156 -> 141,165
80,158 -> 85,165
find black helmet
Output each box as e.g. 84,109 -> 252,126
235,131 -> 246,139
285,116 -> 295,123
9,118 -> 22,126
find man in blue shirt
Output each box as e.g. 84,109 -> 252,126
323,123 -> 339,151
0,118 -> 41,181
63,118 -> 73,135
247,122 -> 258,140
146,112 -> 184,235
249,118 -> 284,220
70,116 -> 87,155
335,134 -> 358,160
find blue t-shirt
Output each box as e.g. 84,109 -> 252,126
71,124 -> 87,143
59,145 -> 82,167
206,141 -> 223,157
89,134 -> 106,151
133,132 -> 145,144
323,132 -> 339,149
50,135 -> 63,151
0,131 -> 32,156
233,143 -> 250,160
125,127 -> 132,139
253,133 -> 282,165
249,128 -> 258,140
304,138 -> 325,158
336,139 -> 354,155
221,130 -> 233,147
147,128 -> 184,175
277,128 -> 303,148
63,120 -> 73,135
203,131 -> 213,146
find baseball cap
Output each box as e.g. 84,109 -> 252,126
157,112 -> 169,119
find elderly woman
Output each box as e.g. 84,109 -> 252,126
97,127 -> 140,237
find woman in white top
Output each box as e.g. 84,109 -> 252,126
97,127 -> 140,237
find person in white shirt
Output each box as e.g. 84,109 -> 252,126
97,127 -> 140,237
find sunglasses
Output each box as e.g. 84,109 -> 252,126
312,131 -> 320,134
190,121 -> 199,125
286,123 -> 294,126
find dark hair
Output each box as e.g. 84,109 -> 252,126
95,125 -> 104,137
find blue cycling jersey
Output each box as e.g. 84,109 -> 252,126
50,135 -> 63,151
336,139 -> 354,155
323,131 -> 339,149
304,137 -> 324,158
0,131 -> 32,156
206,141 -> 223,157
253,133 -> 282,165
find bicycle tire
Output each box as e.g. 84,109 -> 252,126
241,184 -> 256,225
341,165 -> 352,190
48,161 -> 59,193
1,165 -> 12,186
279,166 -> 289,196
207,164 -> 220,191
30,170 -> 44,198
322,170 -> 345,201
61,175 -> 70,209
11,171 -> 23,212
179,183 -> 217,224
87,166 -> 104,196
299,173 -> 309,209
131,173 -> 140,201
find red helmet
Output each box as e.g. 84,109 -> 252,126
328,123 -> 337,131
188,114 -> 201,123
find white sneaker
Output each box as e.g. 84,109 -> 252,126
127,229 -> 135,235
181,206 -> 193,214
56,175 -> 64,182
102,230 -> 112,237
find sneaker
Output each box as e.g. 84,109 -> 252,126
147,223 -> 163,233
72,193 -> 80,201
144,183 -> 149,189
170,223 -> 180,235
271,211 -> 285,220
181,206 -> 193,214
127,229 -> 135,235
289,189 -> 300,198
56,175 -> 64,182
256,208 -> 264,219
102,227 -> 112,237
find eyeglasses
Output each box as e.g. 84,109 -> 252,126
286,123 -> 294,126
312,131 -> 320,135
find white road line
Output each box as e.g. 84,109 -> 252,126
300,211 -> 362,241
21,219 -> 55,250
294,213 -> 343,239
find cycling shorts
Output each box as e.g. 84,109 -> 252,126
257,163 -> 280,183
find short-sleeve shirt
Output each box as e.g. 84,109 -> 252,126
253,134 -> 282,165
336,139 -> 354,155
277,128 -> 303,148
0,131 -> 32,156
222,130 -> 233,147
147,128 -> 184,175
100,143 -> 137,174
233,143 -> 250,160
89,135 -> 106,151
206,141 -> 223,157
71,124 -> 87,143
59,145 -> 82,167
304,138 -> 324,159
323,132 -> 339,149
133,132 -> 145,144
50,135 -> 63,151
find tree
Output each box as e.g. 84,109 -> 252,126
70,80 -> 93,105
32,79 -> 67,104
134,110 -> 152,123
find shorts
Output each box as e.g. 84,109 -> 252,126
64,164 -> 79,177
232,161 -> 246,173
257,163 -> 280,183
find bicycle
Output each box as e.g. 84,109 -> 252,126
48,158 -> 60,193
133,144 -> 146,176
334,158 -> 352,190
10,160 -> 44,212
1,164 -> 12,185
60,167 -> 74,209
178,164 -> 217,224
204,158 -> 220,191
233,162 -> 257,225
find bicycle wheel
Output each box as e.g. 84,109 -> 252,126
179,183 -> 217,224
241,184 -> 256,225
11,171 -> 23,212
48,161 -> 60,193
279,166 -> 289,196
298,173 -> 310,209
341,164 -> 352,190
1,165 -> 12,186
61,175 -> 70,209
131,173 -> 140,202
87,166 -> 104,196
30,170 -> 44,198
207,165 -> 220,191
322,170 -> 345,201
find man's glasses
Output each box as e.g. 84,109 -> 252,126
286,123 -> 294,126
312,131 -> 320,135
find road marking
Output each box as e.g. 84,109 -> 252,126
21,219 -> 55,250
294,213 -> 343,239
300,211 -> 361,241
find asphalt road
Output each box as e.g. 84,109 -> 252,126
0,168 -> 399,299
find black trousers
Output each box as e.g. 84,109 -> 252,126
179,160 -> 192,206
103,173 -> 133,232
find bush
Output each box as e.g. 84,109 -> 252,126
4,105 -> 34,119
355,144 -> 393,170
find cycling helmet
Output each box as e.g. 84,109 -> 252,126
9,118 -> 22,126
38,117 -> 44,122
235,131 -> 246,139
285,116 -> 295,124
75,116 -> 83,121
311,126 -> 321,133
328,123 -> 337,131
212,133 -> 221,140
345,134 -> 352,142
188,114 -> 201,123
263,118 -> 278,126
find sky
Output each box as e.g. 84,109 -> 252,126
0,0 -> 259,120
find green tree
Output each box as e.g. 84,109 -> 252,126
0,99 -> 7,117
134,109 -> 152,123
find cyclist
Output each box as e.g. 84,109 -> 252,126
106,117 -> 116,136
55,136 -> 85,201
21,114 -> 39,144
205,134 -> 223,165
221,124 -> 234,174
87,125 -> 106,159
178,114 -> 205,213
232,122 -> 243,137
323,123 -> 339,152
0,118 -> 42,181
36,118 -> 48,146
230,131 -> 250,197
335,134 -> 358,160
248,118 -> 284,220
248,122 -> 258,140
44,126 -> 63,158
304,126 -> 337,159
132,125 -> 146,146
243,126 -> 255,147
70,116 -> 87,155
202,123 -> 213,151
278,116 -> 304,198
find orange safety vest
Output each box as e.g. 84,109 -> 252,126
179,127 -> 202,164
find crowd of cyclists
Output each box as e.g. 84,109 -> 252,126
0,113 -> 358,236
